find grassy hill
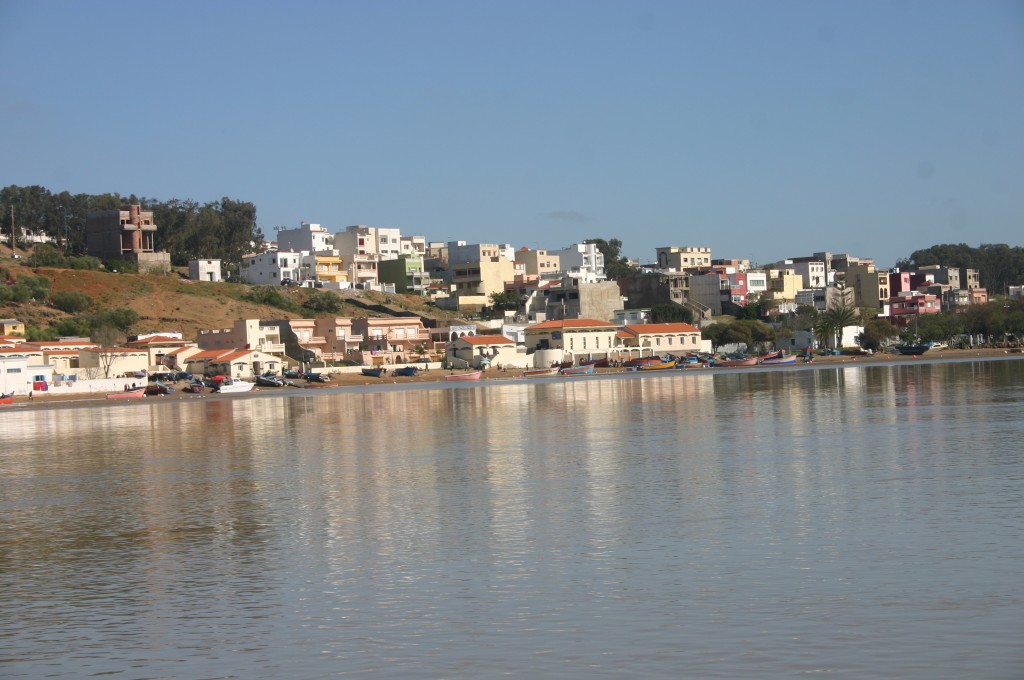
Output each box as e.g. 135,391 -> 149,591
1,248 -> 466,341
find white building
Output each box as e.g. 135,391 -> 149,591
336,225 -> 404,262
277,222 -> 334,254
745,271 -> 769,296
239,250 -> 304,285
790,260 -> 828,289
189,259 -> 222,282
551,243 -> 605,281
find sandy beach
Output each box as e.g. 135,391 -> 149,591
6,347 -> 1021,410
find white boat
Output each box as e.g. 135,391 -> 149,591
216,378 -> 255,393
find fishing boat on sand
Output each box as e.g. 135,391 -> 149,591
361,367 -> 386,378
560,364 -> 596,376
523,367 -> 560,378
446,370 -> 483,381
716,356 -> 758,367
0,391 -> 15,404
107,387 -> 147,400
393,366 -> 419,377
637,359 -> 677,371
215,378 -> 255,393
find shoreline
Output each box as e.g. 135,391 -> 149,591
6,348 -> 1022,411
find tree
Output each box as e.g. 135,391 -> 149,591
820,306 -> 859,348
91,325 -> 123,378
50,291 -> 93,314
858,318 -> 898,351
303,290 -> 344,314
488,290 -> 520,312
584,238 -> 636,279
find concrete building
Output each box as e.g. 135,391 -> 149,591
196,319 -> 286,357
552,243 -> 605,281
240,250 -> 304,285
189,259 -> 222,282
276,222 -> 334,254
656,246 -> 712,270
524,318 -> 619,362
85,204 -> 171,273
790,260 -> 828,289
543,276 -> 624,322
336,225 -> 405,262
688,271 -> 730,316
888,292 -> 941,326
846,264 -> 891,310
352,317 -> 431,365
378,255 -> 430,295
619,323 -> 703,356
514,248 -> 561,279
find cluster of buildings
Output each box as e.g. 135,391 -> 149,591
79,205 -> 992,332
1,204 -> 999,397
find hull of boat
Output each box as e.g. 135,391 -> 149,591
393,367 -> 419,377
0,392 -> 14,404
217,381 -> 255,393
107,388 -> 147,400
895,344 -> 931,355
446,370 -> 483,381
523,367 -> 559,377
638,360 -> 677,371
560,365 -> 596,376
717,358 -> 758,367
362,368 -> 385,378
760,357 -> 797,366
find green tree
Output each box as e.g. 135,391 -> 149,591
649,302 -> 693,324
858,317 -> 898,351
820,306 -> 859,348
488,290 -> 520,312
584,238 -> 636,279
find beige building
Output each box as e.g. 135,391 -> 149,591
448,335 -> 525,369
352,317 -> 431,365
619,323 -> 703,355
515,248 -> 561,278
847,264 -> 891,310
0,319 -> 26,336
524,319 -> 619,359
286,317 -> 364,363
656,246 -> 712,270
766,268 -> 804,302
78,347 -> 150,378
197,319 -> 286,356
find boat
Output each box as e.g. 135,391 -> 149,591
393,366 -> 419,377
256,374 -> 287,387
361,367 -> 386,378
759,354 -> 798,366
144,381 -> 174,396
638,359 -> 677,370
446,370 -> 483,381
0,391 -> 15,404
622,356 -> 663,368
107,387 -> 147,399
578,358 -> 609,368
716,356 -> 758,367
758,350 -> 785,362
522,367 -> 560,378
216,378 -> 255,393
895,343 -> 932,355
560,364 -> 596,376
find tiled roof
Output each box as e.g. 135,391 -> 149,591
526,319 -> 617,330
458,336 -> 515,346
623,323 -> 701,335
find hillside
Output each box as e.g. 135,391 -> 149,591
1,255 -> 467,340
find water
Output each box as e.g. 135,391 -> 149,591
2,359 -> 1023,678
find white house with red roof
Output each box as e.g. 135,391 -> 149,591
524,318 -> 620,365
619,323 -> 706,356
448,335 -> 526,369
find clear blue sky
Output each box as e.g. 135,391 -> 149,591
2,0 -> 1022,268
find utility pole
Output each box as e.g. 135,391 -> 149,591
9,204 -> 14,251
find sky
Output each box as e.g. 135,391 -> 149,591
1,0 -> 1022,268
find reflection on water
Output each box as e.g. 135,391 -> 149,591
2,360 -> 1023,678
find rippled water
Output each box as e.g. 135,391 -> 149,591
2,359 -> 1023,678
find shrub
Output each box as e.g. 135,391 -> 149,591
243,286 -> 299,312
68,255 -> 101,270
50,291 -> 93,314
303,290 -> 344,314
27,243 -> 68,268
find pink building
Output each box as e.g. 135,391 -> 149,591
888,293 -> 941,326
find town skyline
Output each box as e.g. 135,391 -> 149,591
2,1 -> 1022,269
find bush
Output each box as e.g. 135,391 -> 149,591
243,285 -> 299,312
302,290 -> 343,314
104,259 -> 138,273
50,291 -> 93,314
68,255 -> 101,270
27,243 -> 68,268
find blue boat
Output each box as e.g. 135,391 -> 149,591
361,367 -> 386,378
560,364 -> 596,376
393,366 -> 419,377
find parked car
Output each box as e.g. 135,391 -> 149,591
172,371 -> 193,382
280,278 -> 298,286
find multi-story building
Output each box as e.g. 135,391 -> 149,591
688,271 -> 731,316
276,222 -> 334,253
283,317 -> 363,364
85,204 -> 171,273
336,225 -> 405,261
378,255 -> 430,295
240,250 -> 304,285
552,243 -> 605,281
916,264 -> 961,290
351,317 -> 431,365
790,260 -> 828,289
310,252 -> 347,285
196,319 -> 286,357
524,319 -> 619,358
656,246 -> 712,270
888,292 -> 941,326
542,276 -> 624,322
514,248 -> 561,278
847,264 -> 891,310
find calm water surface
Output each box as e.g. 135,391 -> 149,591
2,359 -> 1023,678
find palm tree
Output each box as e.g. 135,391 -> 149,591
821,305 -> 859,349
